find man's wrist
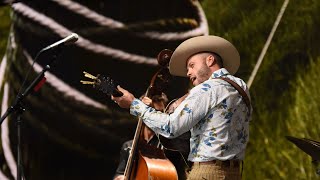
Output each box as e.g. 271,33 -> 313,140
130,98 -> 147,117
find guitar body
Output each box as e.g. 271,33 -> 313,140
134,140 -> 178,180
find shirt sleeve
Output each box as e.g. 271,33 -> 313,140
130,85 -> 215,138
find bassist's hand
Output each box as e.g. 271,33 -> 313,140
111,86 -> 135,109
113,175 -> 125,180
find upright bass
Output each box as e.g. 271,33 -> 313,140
123,49 -> 178,180
80,50 -> 180,179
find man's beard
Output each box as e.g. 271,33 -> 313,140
196,65 -> 211,85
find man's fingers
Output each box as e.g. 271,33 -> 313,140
117,85 -> 126,92
111,86 -> 135,109
141,97 -> 152,105
112,86 -> 125,100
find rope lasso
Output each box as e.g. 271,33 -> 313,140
12,3 -> 158,65
51,0 -> 209,40
247,0 -> 290,89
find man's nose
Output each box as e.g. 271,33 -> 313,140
187,69 -> 191,77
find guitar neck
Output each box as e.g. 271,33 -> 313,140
112,88 -> 123,97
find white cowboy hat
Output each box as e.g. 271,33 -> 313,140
169,35 -> 240,77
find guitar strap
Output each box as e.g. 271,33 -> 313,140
218,77 -> 251,112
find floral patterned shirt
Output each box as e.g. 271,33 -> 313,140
130,68 -> 251,162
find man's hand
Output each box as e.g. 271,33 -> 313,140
111,86 -> 135,109
113,175 -> 125,180
141,96 -> 152,106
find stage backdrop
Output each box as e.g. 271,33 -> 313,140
0,0 -> 208,179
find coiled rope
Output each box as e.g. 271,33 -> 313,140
12,3 -> 158,65
51,0 -> 209,40
0,56 -> 15,179
11,1 -> 208,66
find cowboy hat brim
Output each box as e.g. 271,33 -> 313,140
169,35 -> 240,77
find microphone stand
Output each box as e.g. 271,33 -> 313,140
0,47 -> 62,180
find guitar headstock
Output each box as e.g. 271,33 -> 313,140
80,71 -> 123,97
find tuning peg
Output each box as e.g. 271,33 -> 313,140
80,80 -> 95,85
83,71 -> 97,80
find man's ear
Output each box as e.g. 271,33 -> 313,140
206,55 -> 215,67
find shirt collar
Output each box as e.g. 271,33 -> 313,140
210,68 -> 230,79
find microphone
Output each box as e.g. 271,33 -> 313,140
41,33 -> 79,51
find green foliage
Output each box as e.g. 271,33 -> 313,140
0,6 -> 10,58
201,0 -> 320,179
